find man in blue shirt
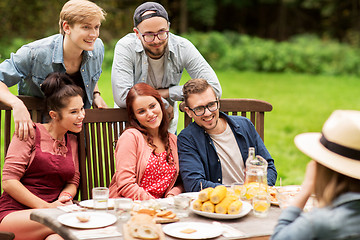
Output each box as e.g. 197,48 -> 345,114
178,78 -> 277,192
111,2 -> 221,133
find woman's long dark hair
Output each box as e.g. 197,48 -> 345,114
126,83 -> 172,163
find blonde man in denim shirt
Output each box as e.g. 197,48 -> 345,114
271,110 -> 360,240
0,0 -> 107,141
111,2 -> 221,134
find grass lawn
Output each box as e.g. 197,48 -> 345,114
3,70 -> 360,186
97,70 -> 360,186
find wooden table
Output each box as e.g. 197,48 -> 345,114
30,205 -> 281,240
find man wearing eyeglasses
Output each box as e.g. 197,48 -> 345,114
111,2 -> 221,133
178,78 -> 277,192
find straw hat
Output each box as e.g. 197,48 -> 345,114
295,110 -> 360,180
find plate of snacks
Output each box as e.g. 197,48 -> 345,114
163,222 -> 223,239
269,186 -> 280,206
135,208 -> 180,224
189,185 -> 252,219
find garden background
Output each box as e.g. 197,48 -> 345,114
1,0 -> 360,186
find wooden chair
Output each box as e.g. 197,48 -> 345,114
0,96 -> 44,192
180,98 -> 273,141
77,108 -> 129,200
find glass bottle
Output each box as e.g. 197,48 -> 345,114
242,147 -> 268,201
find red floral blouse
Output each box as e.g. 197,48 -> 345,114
140,151 -> 176,198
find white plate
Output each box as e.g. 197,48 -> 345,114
79,199 -> 115,209
178,192 -> 199,200
163,222 -> 223,239
57,212 -> 117,229
190,201 -> 252,219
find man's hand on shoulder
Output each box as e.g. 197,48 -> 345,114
12,101 -> 35,141
92,94 -> 108,108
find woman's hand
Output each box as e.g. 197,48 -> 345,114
291,160 -> 317,209
166,193 -> 175,198
48,199 -> 70,208
301,160 -> 317,196
58,195 -> 73,205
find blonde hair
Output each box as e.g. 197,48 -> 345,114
59,0 -> 106,35
315,162 -> 360,207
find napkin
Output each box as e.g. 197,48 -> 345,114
72,226 -> 122,239
212,221 -> 246,239
57,204 -> 84,213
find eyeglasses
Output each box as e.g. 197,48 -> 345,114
136,29 -> 169,43
188,100 -> 219,116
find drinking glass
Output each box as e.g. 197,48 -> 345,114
92,187 -> 109,210
173,195 -> 191,218
114,198 -> 133,221
252,192 -> 270,217
231,182 -> 244,199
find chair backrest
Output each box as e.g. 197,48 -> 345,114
77,108 -> 129,200
0,96 -> 44,192
180,98 -> 273,141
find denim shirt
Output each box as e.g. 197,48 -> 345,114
177,112 -> 277,192
0,34 -> 104,109
111,32 -> 222,133
271,192 -> 360,240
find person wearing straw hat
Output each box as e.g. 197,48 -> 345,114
271,110 -> 360,240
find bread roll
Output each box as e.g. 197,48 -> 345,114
128,213 -> 159,240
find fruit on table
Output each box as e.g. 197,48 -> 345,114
210,185 -> 227,204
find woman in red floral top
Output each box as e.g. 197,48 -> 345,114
109,83 -> 183,200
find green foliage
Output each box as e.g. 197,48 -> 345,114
181,32 -> 360,76
0,38 -> 33,61
187,0 -> 217,29
2,32 -> 360,77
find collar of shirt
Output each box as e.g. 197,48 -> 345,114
52,34 -> 93,66
331,192 -> 360,208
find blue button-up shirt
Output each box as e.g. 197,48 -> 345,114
0,34 -> 104,108
177,112 -> 277,192
271,192 -> 360,240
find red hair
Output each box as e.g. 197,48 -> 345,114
126,83 -> 172,162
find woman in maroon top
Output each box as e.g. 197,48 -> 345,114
109,83 -> 183,200
0,72 -> 85,240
